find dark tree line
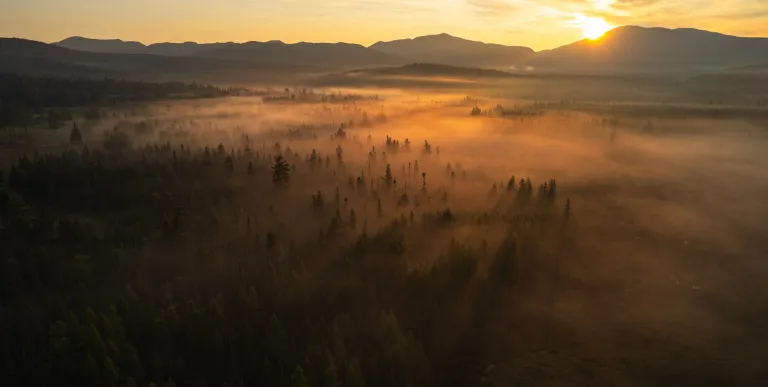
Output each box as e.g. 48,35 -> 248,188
0,124 -> 576,387
0,74 -> 232,129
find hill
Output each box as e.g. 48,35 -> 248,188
529,26 -> 768,72
189,41 -> 407,67
55,36 -> 147,54
1,38 -> 318,83
55,37 -> 407,68
370,33 -> 534,69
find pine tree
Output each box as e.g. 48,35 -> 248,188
565,198 -> 571,220
383,164 -> 393,188
336,145 -> 344,165
507,176 -> 516,191
272,156 -> 291,187
70,121 -> 82,144
377,199 -> 383,219
247,161 -> 255,175
548,178 -> 557,201
310,149 -> 319,165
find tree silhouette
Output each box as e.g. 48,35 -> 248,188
70,121 -> 82,144
507,176 -> 516,191
382,164 -> 393,189
272,155 -> 291,187
336,145 -> 344,165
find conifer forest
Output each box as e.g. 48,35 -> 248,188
2,77 -> 768,387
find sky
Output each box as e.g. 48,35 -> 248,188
1,0 -> 767,50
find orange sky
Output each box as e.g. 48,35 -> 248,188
2,0 -> 767,50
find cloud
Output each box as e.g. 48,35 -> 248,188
465,0 -> 520,17
463,0 -> 768,36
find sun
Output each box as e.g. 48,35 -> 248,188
582,17 -> 612,40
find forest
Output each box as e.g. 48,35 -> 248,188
0,75 -> 241,130
2,82 -> 768,387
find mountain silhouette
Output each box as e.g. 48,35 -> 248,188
28,26 -> 768,76
55,37 -> 406,67
56,36 -> 147,54
1,38 -> 318,82
370,33 -> 533,69
188,42 -> 407,67
529,26 -> 768,72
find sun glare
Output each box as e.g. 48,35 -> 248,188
582,17 -> 612,40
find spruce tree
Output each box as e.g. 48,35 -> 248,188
272,156 -> 291,187
383,164 -> 393,189
70,121 -> 82,144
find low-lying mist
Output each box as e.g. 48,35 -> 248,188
3,86 -> 768,387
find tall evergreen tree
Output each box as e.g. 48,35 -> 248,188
70,121 -> 82,144
272,156 -> 291,187
383,164 -> 393,189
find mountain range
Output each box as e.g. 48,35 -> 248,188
530,26 -> 768,71
55,36 -> 406,67
2,26 -> 767,83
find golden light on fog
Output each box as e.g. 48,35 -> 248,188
582,17 -> 613,40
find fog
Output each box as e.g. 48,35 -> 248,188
4,84 -> 768,386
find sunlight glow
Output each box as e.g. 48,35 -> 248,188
582,17 -> 613,40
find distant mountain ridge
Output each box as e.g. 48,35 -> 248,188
0,38 -> 321,83
530,26 -> 768,71
56,36 -> 147,54
7,26 -> 768,80
369,33 -> 534,69
54,37 -> 406,67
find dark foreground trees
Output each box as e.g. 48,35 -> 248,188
0,133 -> 579,387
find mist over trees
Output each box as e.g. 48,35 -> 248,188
1,63 -> 768,387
